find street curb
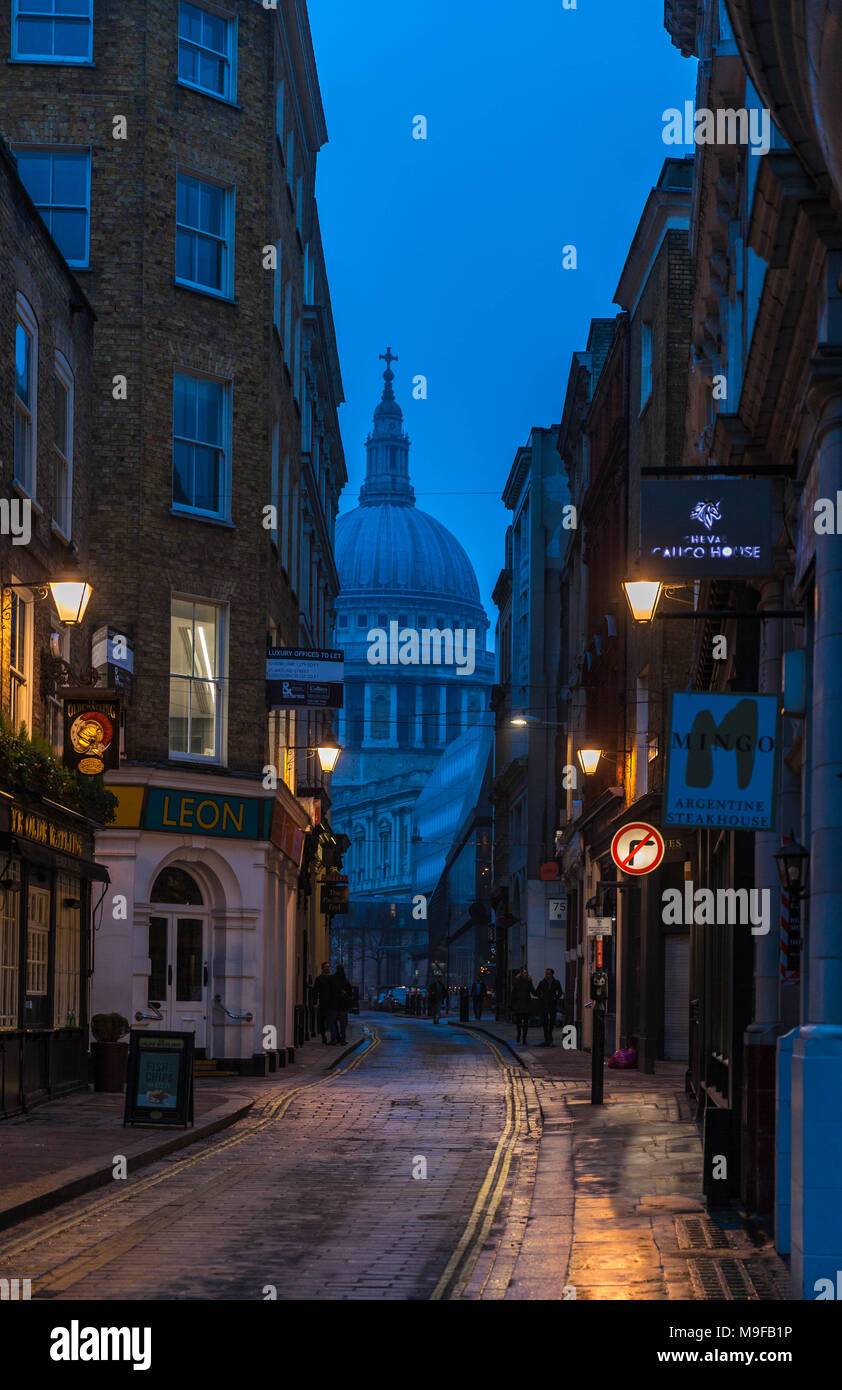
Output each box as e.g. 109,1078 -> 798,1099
447,1019 -> 528,1069
0,1095 -> 254,1235
327,1031 -> 368,1070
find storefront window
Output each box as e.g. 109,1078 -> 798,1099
53,872 -> 81,1027
0,860 -> 22,1030
26,885 -> 50,998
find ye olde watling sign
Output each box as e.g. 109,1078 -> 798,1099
641,478 -> 771,577
63,696 -> 120,776
11,806 -> 82,858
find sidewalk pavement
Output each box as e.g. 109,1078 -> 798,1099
449,1017 -> 792,1301
0,1026 -> 364,1232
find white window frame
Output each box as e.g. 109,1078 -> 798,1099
53,872 -> 81,1027
53,350 -> 74,539
12,0 -> 93,65
168,594 -> 228,764
14,294 -> 38,497
0,860 -> 21,1030
175,169 -> 235,300
9,583 -> 34,734
177,0 -> 237,104
14,146 -> 91,268
172,367 -> 233,523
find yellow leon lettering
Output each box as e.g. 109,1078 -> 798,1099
179,797 -> 195,828
221,801 -> 244,834
161,795 -> 178,827
195,799 -> 220,831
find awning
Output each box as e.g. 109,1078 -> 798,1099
0,832 -> 110,883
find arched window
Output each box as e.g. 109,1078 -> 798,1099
150,867 -> 203,904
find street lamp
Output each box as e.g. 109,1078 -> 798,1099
577,748 -> 604,777
773,835 -> 810,899
622,579 -> 663,624
316,742 -> 341,774
4,565 -> 93,627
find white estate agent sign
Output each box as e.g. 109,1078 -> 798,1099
664,692 -> 780,831
266,648 -> 344,709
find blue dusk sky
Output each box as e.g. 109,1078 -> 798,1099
308,1 -> 697,636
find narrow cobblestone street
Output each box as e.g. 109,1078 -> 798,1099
0,1017 -> 791,1301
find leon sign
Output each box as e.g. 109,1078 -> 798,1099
664,692 -> 780,830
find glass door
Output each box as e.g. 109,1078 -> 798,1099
148,913 -> 207,1048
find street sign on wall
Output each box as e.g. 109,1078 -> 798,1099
664,692 -> 780,830
611,822 -> 665,876
266,648 -> 344,709
640,478 -> 772,578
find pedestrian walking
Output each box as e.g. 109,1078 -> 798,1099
334,963 -> 353,1044
510,968 -> 537,1046
471,975 -> 486,1021
428,975 -> 441,1024
536,967 -> 564,1047
313,961 -> 333,1045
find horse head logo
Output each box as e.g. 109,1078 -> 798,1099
690,499 -> 722,530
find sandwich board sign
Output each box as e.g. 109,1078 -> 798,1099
123,1030 -> 195,1128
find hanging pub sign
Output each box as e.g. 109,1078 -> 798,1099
63,695 -> 121,776
266,648 -> 344,709
664,692 -> 780,830
320,880 -> 350,914
124,1030 -> 195,1128
640,478 -> 772,577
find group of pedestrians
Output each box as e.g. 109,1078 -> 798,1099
510,967 -> 564,1047
312,961 -> 353,1045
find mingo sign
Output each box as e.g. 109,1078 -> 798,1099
641,478 -> 771,577
664,692 -> 780,830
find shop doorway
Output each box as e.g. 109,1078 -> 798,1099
148,868 -> 208,1050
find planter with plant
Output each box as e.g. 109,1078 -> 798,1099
90,1012 -> 131,1092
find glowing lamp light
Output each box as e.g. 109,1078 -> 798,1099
510,717 -> 529,727
49,578 -> 93,626
577,748 -> 603,777
316,743 -> 341,774
622,579 -> 663,624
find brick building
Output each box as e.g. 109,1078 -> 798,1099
556,159 -> 694,1062
0,0 -> 346,1073
0,134 -> 107,1115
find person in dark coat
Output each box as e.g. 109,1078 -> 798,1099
471,976 -> 486,1020
333,963 -> 353,1044
536,967 -> 564,1046
313,961 -> 333,1044
510,969 -> 537,1045
427,975 -> 441,1024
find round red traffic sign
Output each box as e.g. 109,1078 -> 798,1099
610,822 -> 665,876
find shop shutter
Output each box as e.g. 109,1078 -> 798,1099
664,934 -> 690,1060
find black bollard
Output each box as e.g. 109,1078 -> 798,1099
590,969 -> 607,1105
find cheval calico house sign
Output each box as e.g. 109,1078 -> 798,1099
640,478 -> 772,577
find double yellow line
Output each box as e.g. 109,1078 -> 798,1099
430,1032 -> 526,1301
0,1026 -> 381,1262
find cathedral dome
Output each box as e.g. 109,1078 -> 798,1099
335,502 -> 482,606
335,351 -> 485,615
